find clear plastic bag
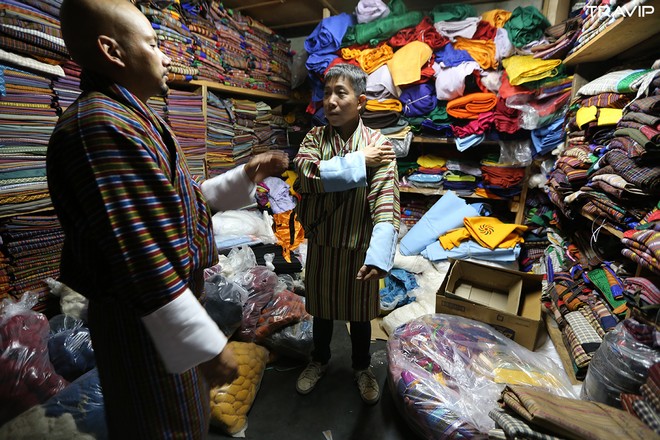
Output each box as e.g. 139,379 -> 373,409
0,292 -> 68,425
263,315 -> 313,361
581,319 -> 660,408
234,266 -> 279,342
498,139 -> 532,167
47,315 -> 95,382
254,290 -> 309,341
203,274 -> 249,338
0,368 -> 106,440
387,314 -> 576,438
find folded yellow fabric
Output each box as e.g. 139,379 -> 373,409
341,43 -> 394,74
417,154 -> 447,168
463,216 -> 527,249
387,40 -> 433,86
576,106 -> 598,129
501,55 -> 562,86
598,108 -> 623,126
454,37 -> 497,70
366,98 -> 403,112
439,228 -> 471,250
482,9 -> 512,27
446,93 -> 498,119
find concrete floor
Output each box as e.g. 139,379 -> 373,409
208,323 -> 418,440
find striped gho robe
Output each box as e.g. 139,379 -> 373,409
47,73 -> 217,439
294,120 -> 400,321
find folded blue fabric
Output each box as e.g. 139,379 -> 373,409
400,82 -> 437,117
422,241 -> 521,262
455,133 -> 485,151
531,116 -> 565,156
399,191 -> 479,255
434,43 -> 474,67
304,13 -> 356,54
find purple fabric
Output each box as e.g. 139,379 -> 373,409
400,82 -> 437,117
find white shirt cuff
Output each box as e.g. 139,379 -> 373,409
201,165 -> 256,211
141,288 -> 227,374
319,152 -> 367,192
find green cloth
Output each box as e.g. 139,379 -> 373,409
397,161 -> 419,176
616,69 -> 653,93
503,6 -> 550,48
342,10 -> 424,46
427,102 -> 452,123
587,268 -> 627,314
430,3 -> 477,22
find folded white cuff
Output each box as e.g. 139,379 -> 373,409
201,165 -> 256,212
142,288 -> 227,374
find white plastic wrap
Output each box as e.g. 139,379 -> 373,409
387,314 -> 576,439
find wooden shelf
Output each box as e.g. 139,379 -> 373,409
581,212 -> 624,239
412,136 -> 500,145
563,3 -> 660,66
169,79 -> 290,101
401,186 -> 503,200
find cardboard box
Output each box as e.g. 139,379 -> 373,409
436,260 -> 546,350
444,260 -> 522,314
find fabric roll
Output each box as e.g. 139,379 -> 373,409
355,0 -> 390,24
399,191 -> 479,256
304,13 -> 355,55
387,40 -> 433,86
446,92 -> 497,119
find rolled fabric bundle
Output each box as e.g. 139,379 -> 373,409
446,92 -> 497,119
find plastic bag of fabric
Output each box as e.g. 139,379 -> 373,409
263,315 -> 313,361
0,368 -> 106,440
387,314 -> 576,438
48,315 -> 95,382
582,318 -> 660,408
234,266 -> 278,341
0,292 -> 68,426
210,342 -> 269,437
254,290 -> 310,341
203,274 -> 249,338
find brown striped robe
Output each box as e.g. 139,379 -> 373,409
294,120 -> 400,321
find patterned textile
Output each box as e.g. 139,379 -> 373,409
581,92 -> 631,109
565,311 -> 602,353
632,400 -> 660,434
47,72 -> 217,438
562,322 -> 592,378
641,381 -> 660,414
489,408 -> 563,440
580,306 -> 605,338
500,385 -> 656,440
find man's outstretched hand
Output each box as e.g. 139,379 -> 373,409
244,150 -> 290,183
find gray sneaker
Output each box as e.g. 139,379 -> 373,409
296,361 -> 327,394
354,368 -> 380,405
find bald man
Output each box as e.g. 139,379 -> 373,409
47,0 -> 288,438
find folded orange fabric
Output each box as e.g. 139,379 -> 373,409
341,43 -> 394,74
454,37 -> 497,70
446,93 -> 498,119
366,99 -> 403,112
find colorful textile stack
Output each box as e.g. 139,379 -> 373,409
166,89 -> 206,176
304,1 -> 571,208
519,188 -> 554,272
0,214 -> 63,311
52,60 -> 81,112
231,98 -> 258,166
621,204 -> 660,274
546,69 -> 659,231
205,92 -> 235,177
139,4 -> 198,80
542,233 -> 627,379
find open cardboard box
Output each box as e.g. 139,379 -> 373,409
436,259 -> 547,350
444,261 -> 522,314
